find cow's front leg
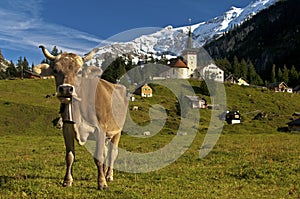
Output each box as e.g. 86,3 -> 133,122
94,158 -> 108,190
94,132 -> 108,190
62,123 -> 75,187
106,132 -> 121,182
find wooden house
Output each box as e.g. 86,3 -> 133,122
267,82 -> 292,93
224,74 -> 239,84
237,78 -> 250,86
225,110 -> 241,124
141,84 -> 153,97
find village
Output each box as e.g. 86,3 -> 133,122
16,27 -> 300,134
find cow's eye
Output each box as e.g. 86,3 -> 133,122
53,69 -> 58,74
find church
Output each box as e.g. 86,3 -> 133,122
165,26 -> 224,82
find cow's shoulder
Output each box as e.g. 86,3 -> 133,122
97,79 -> 127,96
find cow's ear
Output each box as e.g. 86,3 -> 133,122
33,63 -> 53,76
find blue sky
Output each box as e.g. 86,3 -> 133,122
0,0 -> 253,65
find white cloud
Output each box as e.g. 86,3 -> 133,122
0,0 -> 103,63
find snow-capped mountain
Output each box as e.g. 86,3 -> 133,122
89,0 -> 278,67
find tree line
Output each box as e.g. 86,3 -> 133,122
0,56 -> 32,79
215,56 -> 263,85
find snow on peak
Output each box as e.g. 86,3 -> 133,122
89,0 -> 278,66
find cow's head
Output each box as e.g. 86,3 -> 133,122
34,45 -> 95,103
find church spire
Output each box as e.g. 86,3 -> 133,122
187,18 -> 193,49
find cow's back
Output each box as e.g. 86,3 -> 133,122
95,79 -> 128,136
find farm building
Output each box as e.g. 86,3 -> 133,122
185,95 -> 207,109
267,82 -> 292,93
225,110 -> 241,124
224,75 -> 249,86
287,118 -> 300,132
237,78 -> 250,86
224,74 -> 239,84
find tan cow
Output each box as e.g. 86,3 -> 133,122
34,45 -> 128,190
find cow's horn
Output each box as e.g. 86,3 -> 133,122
39,45 -> 56,61
82,49 -> 96,62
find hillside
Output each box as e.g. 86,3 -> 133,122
1,79 -> 300,198
204,0 -> 300,80
0,79 -> 299,136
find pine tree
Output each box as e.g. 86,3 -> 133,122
289,65 -> 298,87
282,64 -> 289,83
233,56 -> 241,77
271,64 -> 277,83
277,68 -> 283,82
22,57 -> 29,71
247,61 -> 256,84
215,58 -> 231,74
240,58 -> 248,79
6,61 -> 17,78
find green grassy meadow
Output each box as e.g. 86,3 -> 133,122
0,79 -> 299,198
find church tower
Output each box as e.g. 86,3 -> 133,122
183,20 -> 198,78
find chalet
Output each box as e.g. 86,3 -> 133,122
287,118 -> 300,132
185,95 -> 207,109
225,110 -> 241,124
224,74 -> 249,86
141,84 -> 152,97
224,74 -> 239,84
237,78 -> 250,86
267,82 -> 292,93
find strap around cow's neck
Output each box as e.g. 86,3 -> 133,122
60,103 -> 75,123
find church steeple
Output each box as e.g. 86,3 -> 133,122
187,18 -> 193,49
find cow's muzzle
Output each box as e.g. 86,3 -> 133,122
57,84 -> 76,103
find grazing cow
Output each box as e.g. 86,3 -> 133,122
34,45 -> 128,190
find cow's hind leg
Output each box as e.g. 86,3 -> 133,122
62,123 -> 75,187
106,132 -> 121,182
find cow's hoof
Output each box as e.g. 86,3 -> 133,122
98,185 -> 108,191
62,180 -> 73,187
106,176 -> 113,182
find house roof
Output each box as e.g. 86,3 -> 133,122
267,82 -> 288,88
225,74 -> 238,82
169,59 -> 189,69
185,95 -> 199,101
23,69 -> 41,77
287,118 -> 300,126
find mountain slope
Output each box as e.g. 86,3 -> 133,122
204,0 -> 300,78
88,0 -> 278,67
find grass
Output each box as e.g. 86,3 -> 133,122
0,79 -> 299,198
